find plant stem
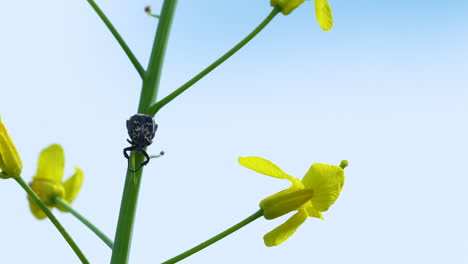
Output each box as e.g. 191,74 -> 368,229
111,1 -> 178,263
86,0 -> 145,79
54,197 -> 114,249
138,0 -> 178,114
15,177 -> 89,264
146,13 -> 161,19
161,209 -> 264,264
147,8 -> 280,116
110,159 -> 144,264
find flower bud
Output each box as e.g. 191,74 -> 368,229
340,160 -> 348,169
270,0 -> 306,15
0,117 -> 22,179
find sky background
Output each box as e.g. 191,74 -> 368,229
1,0 -> 467,263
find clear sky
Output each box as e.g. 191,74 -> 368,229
1,0 -> 467,263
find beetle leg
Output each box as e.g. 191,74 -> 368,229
123,146 -> 136,160
130,149 -> 151,172
140,149 -> 151,167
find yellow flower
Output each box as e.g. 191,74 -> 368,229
239,156 -> 346,246
270,0 -> 333,31
28,144 -> 84,219
0,116 -> 23,179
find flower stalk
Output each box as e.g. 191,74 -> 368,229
86,0 -> 145,78
162,209 -> 264,264
54,196 -> 114,249
147,8 -> 280,116
15,177 -> 89,264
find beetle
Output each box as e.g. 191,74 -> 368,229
123,113 -> 157,172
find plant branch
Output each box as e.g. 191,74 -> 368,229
161,209 -> 264,264
15,177 -> 89,264
147,8 -> 280,116
54,197 -> 113,249
86,0 -> 145,78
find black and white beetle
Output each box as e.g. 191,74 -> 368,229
123,113 -> 157,172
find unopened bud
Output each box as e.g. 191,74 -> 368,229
270,0 -> 305,15
340,160 -> 348,169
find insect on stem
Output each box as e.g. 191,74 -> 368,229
123,114 -> 158,172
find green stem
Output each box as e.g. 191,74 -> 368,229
147,8 -> 280,116
162,209 -> 264,264
111,1 -> 178,263
138,0 -> 178,114
86,0 -> 145,79
14,177 -> 89,264
110,157 -> 144,264
54,197 -> 114,249
146,12 -> 161,19
149,151 -> 165,159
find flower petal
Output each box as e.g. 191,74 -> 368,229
270,0 -> 306,15
302,163 -> 345,211
29,180 -> 65,206
263,209 -> 308,247
261,189 -> 314,219
27,195 -> 48,220
63,167 -> 84,204
34,144 -> 65,182
305,202 -> 324,219
238,156 -> 301,187
315,0 -> 333,31
0,117 -> 23,178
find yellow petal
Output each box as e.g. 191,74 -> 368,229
34,144 -> 65,182
27,195 -> 48,220
0,117 -> 23,178
270,0 -> 306,15
263,209 -> 308,246
29,180 -> 65,206
302,163 -> 345,211
238,156 -> 301,188
305,202 -> 324,219
63,167 -> 84,204
315,0 -> 333,31
260,189 -> 314,219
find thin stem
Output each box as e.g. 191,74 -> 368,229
86,0 -> 145,79
111,1 -> 178,263
144,6 -> 160,19
147,8 -> 281,116
146,13 -> 161,19
162,209 -> 264,264
54,197 -> 114,249
150,151 -> 165,159
14,177 -> 89,264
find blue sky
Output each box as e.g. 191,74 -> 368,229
0,0 -> 467,263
